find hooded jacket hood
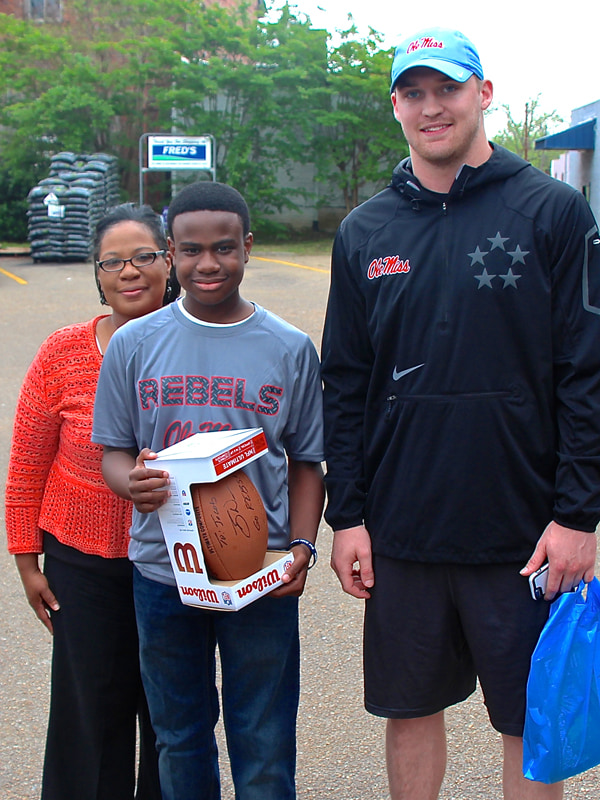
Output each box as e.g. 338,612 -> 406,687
390,144 -> 531,208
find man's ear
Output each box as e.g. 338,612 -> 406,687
480,79 -> 493,112
391,89 -> 402,124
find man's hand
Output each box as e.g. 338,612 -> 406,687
331,524 -> 374,599
128,448 -> 170,513
520,520 -> 597,600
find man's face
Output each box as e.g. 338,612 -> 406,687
391,68 -> 493,170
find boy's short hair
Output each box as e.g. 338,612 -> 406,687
167,181 -> 251,238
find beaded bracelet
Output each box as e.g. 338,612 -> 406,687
288,538 -> 318,570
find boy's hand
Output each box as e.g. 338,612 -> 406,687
129,448 -> 170,513
271,544 -> 312,597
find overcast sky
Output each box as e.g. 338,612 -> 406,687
267,0 -> 598,136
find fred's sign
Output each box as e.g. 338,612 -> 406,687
148,136 -> 212,170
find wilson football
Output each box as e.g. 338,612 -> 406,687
191,469 -> 268,581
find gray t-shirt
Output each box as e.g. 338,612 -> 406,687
92,302 -> 324,586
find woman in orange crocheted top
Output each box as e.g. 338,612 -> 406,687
5,204 -> 179,800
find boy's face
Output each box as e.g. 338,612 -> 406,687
169,209 -> 253,323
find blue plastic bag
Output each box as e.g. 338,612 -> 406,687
523,576 -> 600,784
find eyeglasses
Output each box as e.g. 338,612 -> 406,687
96,250 -> 167,273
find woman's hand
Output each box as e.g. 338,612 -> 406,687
15,553 -> 59,634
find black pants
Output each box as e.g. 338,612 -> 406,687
41,539 -> 161,800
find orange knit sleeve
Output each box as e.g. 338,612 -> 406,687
5,339 -> 62,554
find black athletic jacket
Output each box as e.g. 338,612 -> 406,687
322,145 -> 600,563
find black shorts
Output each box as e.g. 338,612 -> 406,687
363,557 -> 550,736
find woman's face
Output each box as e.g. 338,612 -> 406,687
96,220 -> 171,325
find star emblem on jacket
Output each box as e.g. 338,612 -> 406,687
467,231 -> 528,289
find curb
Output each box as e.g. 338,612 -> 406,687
0,249 -> 31,258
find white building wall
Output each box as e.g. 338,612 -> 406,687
269,161 -> 385,233
551,99 -> 600,224
551,153 -> 567,183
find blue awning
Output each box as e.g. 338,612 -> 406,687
535,118 -> 596,150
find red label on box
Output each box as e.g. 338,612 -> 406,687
213,432 -> 268,476
235,567 -> 281,599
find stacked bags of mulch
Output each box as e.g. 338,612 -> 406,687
27,152 -> 120,262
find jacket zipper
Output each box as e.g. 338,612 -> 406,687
385,394 -> 397,419
441,202 -> 449,328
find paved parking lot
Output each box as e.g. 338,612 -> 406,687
1,252 -> 599,798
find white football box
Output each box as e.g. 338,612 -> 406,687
145,428 -> 294,611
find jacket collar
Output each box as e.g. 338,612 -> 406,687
390,144 -> 530,207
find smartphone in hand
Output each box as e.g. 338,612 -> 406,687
529,563 -> 550,600
528,563 -> 579,601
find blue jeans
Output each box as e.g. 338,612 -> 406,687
133,569 -> 299,800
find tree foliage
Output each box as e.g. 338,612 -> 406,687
0,0 -> 201,192
0,2 -> 407,234
0,169 -> 29,241
167,4 -> 332,227
312,26 -> 407,214
492,95 -> 563,173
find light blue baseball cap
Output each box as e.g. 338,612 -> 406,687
390,27 -> 484,92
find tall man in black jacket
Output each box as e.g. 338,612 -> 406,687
321,26 -> 600,800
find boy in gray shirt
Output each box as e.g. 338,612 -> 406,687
93,181 -> 324,800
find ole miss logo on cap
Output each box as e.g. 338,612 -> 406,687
406,36 -> 444,54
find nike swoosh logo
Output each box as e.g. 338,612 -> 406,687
393,363 -> 425,381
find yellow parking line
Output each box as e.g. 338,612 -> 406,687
0,266 -> 28,285
252,256 -> 329,275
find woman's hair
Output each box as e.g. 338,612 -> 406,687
94,203 -> 180,306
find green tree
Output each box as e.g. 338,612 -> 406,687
167,3 -> 329,230
492,96 -> 563,172
0,3 -> 329,229
0,2 -> 406,233
312,26 -> 408,213
0,1 -> 209,195
0,169 -> 29,242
